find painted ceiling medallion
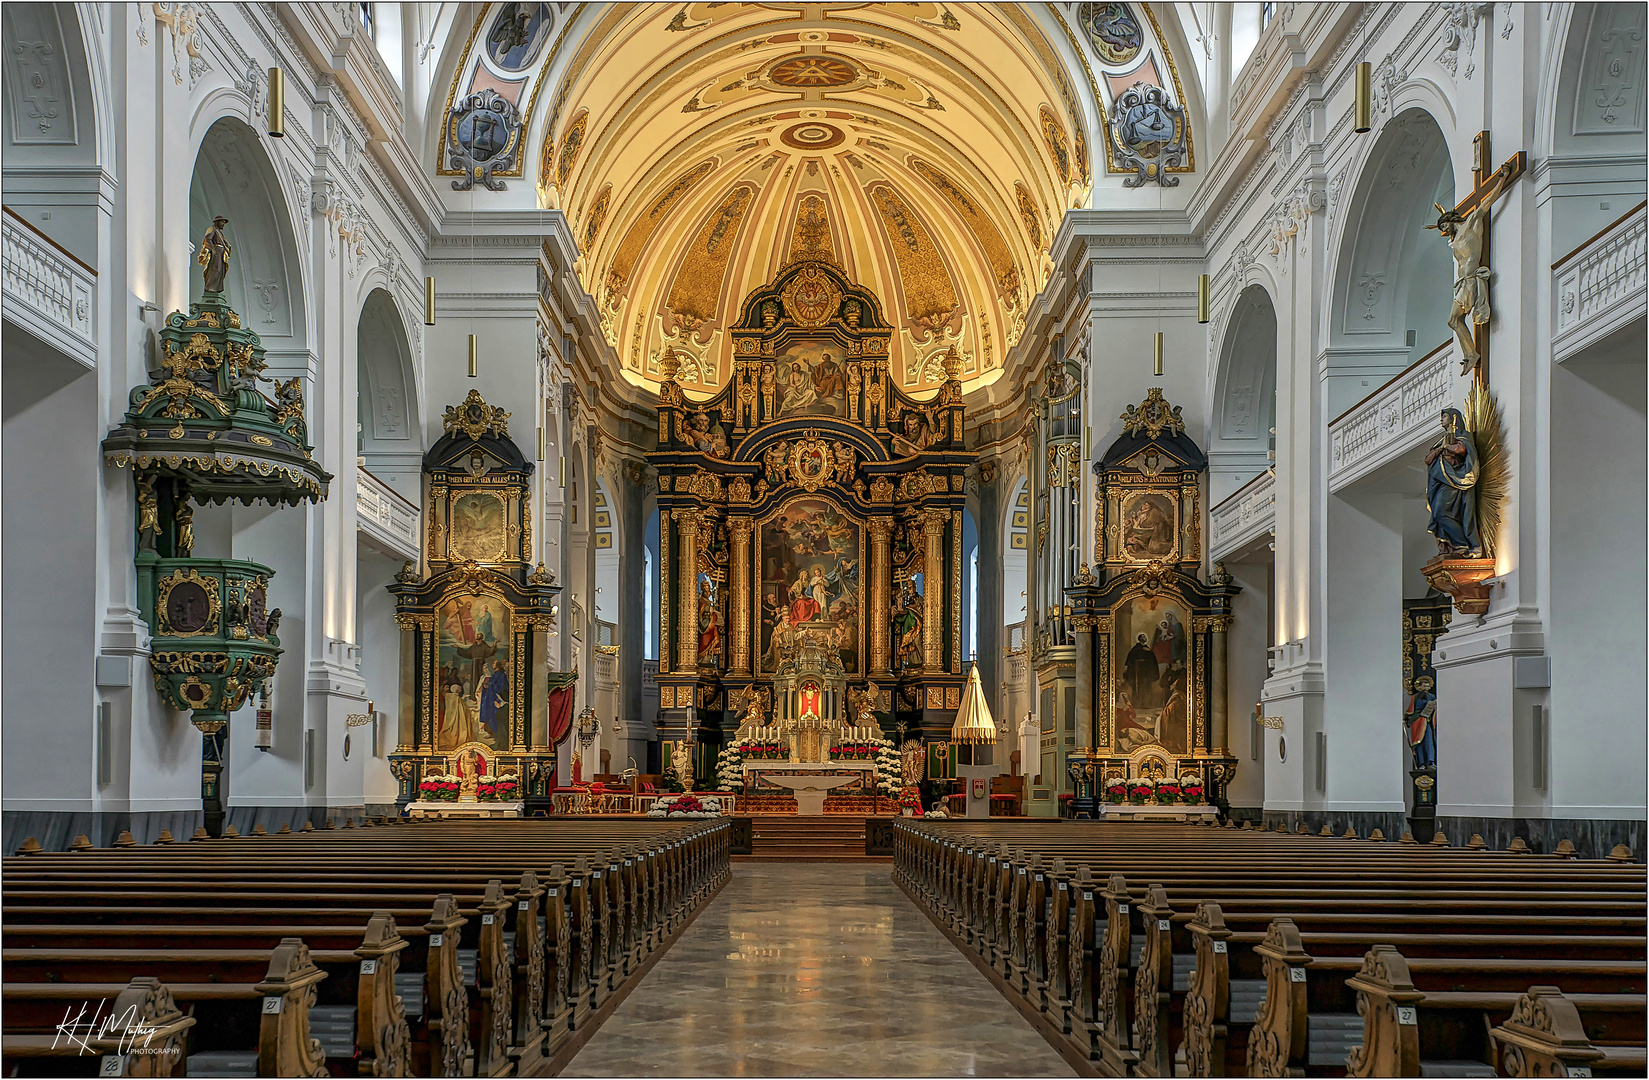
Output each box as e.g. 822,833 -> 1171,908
780,122 -> 846,150
768,54 -> 861,88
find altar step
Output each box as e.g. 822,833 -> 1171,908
738,815 -> 893,861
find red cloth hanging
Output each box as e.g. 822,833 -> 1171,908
547,683 -> 576,747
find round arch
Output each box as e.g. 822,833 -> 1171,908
187,115 -> 308,357
356,287 -> 423,496
1209,284 -> 1277,499
1327,107 -> 1456,402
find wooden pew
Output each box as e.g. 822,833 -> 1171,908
890,820 -> 1646,1078
3,818 -> 732,1077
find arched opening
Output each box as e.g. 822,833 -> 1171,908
1316,107 -> 1458,827
1210,285 -> 1278,817
182,116 -> 313,812
356,288 -> 421,498
1328,108 -> 1455,417
1210,285 -> 1277,503
2,3 -> 104,810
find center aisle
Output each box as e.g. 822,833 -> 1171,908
563,862 -> 1075,1077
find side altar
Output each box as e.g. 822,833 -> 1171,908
646,256 -> 977,784
1065,389 -> 1241,818
386,392 -> 568,816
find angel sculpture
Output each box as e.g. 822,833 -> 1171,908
847,682 -> 881,727
737,685 -> 771,736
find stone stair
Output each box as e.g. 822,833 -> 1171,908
738,815 -> 892,861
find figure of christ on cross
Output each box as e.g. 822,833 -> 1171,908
1425,144 -> 1526,380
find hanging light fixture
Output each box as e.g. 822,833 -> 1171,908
536,426 -> 545,462
267,68 -> 286,138
423,277 -> 436,325
1354,61 -> 1372,133
1197,274 -> 1211,323
558,455 -> 566,488
467,334 -> 478,378
1153,332 -> 1165,377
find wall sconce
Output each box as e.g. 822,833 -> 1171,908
575,706 -> 600,755
345,700 -> 375,728
1353,61 -> 1372,133
268,68 -> 286,138
424,277 -> 437,325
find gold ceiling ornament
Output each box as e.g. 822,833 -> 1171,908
780,264 -> 844,328
1119,387 -> 1186,439
443,389 -> 511,442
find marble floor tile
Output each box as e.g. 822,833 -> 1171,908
564,864 -> 1074,1078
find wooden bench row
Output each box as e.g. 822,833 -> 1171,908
2,818 -> 733,1077
891,820 -> 1646,1078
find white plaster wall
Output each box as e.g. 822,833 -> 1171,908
1547,331 -> 1647,819
1224,553 -> 1271,810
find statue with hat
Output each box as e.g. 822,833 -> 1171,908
198,215 -> 232,294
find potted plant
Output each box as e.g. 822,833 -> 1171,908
1156,778 -> 1182,804
1105,778 -> 1128,804
1180,777 -> 1204,804
1128,777 -> 1155,805
419,774 -> 459,802
897,785 -> 923,817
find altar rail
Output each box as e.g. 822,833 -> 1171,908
2,206 -> 96,370
355,464 -> 420,561
1553,200 -> 1647,363
1209,469 -> 1275,562
1328,340 -> 1463,492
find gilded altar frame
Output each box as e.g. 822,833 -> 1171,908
647,258 -> 976,774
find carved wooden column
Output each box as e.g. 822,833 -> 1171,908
729,516 -> 753,676
676,508 -> 700,672
923,509 -> 946,671
869,516 -> 894,678
395,615 -> 418,751
1210,615 -> 1231,755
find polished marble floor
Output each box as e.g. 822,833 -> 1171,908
564,863 -> 1074,1077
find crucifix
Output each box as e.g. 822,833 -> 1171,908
1425,132 -> 1526,384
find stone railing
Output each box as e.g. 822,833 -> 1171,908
1210,469 -> 1276,561
1553,201 -> 1647,363
2,207 -> 96,369
1328,340 -> 1463,491
355,465 -> 420,561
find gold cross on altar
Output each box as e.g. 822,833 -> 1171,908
1426,131 -> 1526,384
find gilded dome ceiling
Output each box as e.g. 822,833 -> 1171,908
528,3 -> 1096,397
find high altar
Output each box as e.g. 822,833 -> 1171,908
647,256 -> 976,781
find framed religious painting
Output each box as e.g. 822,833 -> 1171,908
1115,490 -> 1179,563
1110,591 -> 1191,756
434,592 -> 512,751
773,339 -> 848,419
449,491 -> 508,562
758,497 -> 862,674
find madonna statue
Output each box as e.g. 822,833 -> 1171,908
1424,408 -> 1481,556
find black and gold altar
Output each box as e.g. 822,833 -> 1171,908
1064,388 -> 1241,817
647,257 -> 977,783
386,390 -> 564,814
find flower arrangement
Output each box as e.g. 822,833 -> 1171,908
716,744 -> 746,790
872,737 -> 901,798
647,793 -> 723,819
1105,777 -> 1128,804
1128,776 -> 1156,804
419,774 -> 459,802
478,773 -> 519,802
1155,778 -> 1182,804
739,740 -> 784,760
1180,777 -> 1205,804
897,785 -> 923,816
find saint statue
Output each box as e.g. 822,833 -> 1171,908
477,660 -> 508,747
1426,169 -> 1510,375
1424,407 -> 1481,556
439,681 -> 478,748
198,215 -> 232,294
1406,687 -> 1437,771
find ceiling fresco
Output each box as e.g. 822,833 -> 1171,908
530,2 -> 1095,396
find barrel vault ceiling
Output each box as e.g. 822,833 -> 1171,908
517,3 -> 1094,397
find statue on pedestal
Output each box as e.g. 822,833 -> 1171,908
1424,408 -> 1481,556
198,215 -> 232,293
